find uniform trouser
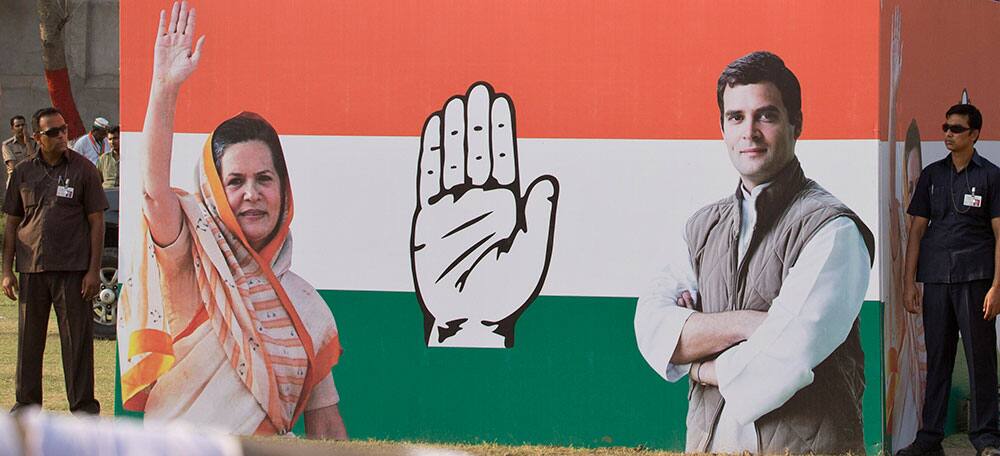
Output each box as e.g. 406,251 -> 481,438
13,271 -> 100,414
915,280 -> 1000,450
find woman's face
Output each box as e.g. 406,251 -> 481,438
219,140 -> 283,250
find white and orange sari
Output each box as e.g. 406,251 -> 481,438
118,139 -> 342,434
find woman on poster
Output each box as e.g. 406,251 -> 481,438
118,1 -> 347,439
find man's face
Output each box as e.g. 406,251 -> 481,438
108,132 -> 120,153
93,127 -> 108,141
34,114 -> 69,154
944,113 -> 978,153
11,118 -> 25,138
722,82 -> 799,189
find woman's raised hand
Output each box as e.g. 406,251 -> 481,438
152,1 -> 205,89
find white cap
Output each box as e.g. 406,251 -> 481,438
93,117 -> 110,129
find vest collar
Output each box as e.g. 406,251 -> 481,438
733,158 -> 808,226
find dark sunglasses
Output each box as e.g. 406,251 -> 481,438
38,125 -> 68,138
942,123 -> 973,134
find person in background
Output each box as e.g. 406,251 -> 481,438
72,116 -> 111,164
2,115 -> 37,183
97,125 -> 120,188
2,107 -> 107,415
898,103 -> 1000,456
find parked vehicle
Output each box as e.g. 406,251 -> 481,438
93,187 -> 118,340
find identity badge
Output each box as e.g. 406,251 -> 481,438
964,193 -> 982,207
56,184 -> 74,199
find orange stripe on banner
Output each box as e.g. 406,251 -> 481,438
121,1 -> 881,139
879,0 -> 1000,141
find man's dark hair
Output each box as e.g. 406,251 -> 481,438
10,115 -> 25,128
946,103 -> 983,133
717,51 -> 803,135
108,125 -> 121,135
31,107 -> 63,131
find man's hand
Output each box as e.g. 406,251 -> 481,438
81,269 -> 101,300
692,360 -> 719,387
411,82 -> 559,348
671,309 -> 767,364
677,290 -> 697,310
152,1 -> 205,89
984,286 -> 1000,320
903,280 -> 922,314
741,310 -> 767,339
2,271 -> 17,300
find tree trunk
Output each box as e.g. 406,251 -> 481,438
37,0 -> 85,139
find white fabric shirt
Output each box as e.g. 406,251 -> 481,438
634,183 -> 871,452
72,132 -> 109,164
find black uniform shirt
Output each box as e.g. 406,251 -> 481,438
908,151 -> 1000,283
1,149 -> 108,272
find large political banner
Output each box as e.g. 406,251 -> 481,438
879,1 -> 1000,453
115,1 -> 902,453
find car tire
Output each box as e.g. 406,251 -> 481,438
92,247 -> 118,340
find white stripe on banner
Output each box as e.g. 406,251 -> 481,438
119,134 -> 884,300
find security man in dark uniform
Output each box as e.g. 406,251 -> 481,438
897,103 -> 1000,456
1,107 -> 107,414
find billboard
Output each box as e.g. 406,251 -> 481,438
113,0 -> 999,452
878,1 -> 1000,453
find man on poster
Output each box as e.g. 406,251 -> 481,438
897,103 -> 1000,456
634,51 -> 874,453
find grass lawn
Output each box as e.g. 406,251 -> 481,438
0,296 -> 117,415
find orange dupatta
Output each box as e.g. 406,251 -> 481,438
119,135 -> 341,432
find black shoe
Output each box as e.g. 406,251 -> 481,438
979,446 -> 1000,456
895,442 -> 945,456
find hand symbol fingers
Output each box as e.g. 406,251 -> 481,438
442,97 -> 466,190
168,1 -> 181,34
517,175 -> 558,266
465,84 -> 491,186
490,94 -> 516,187
418,113 -> 443,206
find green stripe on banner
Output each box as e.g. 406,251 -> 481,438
116,293 -> 884,453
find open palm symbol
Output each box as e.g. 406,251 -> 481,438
411,83 -> 559,348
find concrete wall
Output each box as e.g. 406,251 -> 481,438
0,0 -> 119,135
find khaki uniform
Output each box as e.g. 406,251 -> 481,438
97,152 -> 119,188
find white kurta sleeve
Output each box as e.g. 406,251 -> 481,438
713,216 -> 870,425
635,250 -> 700,382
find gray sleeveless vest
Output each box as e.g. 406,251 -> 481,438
683,159 -> 874,453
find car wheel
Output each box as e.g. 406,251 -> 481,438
92,247 -> 118,340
